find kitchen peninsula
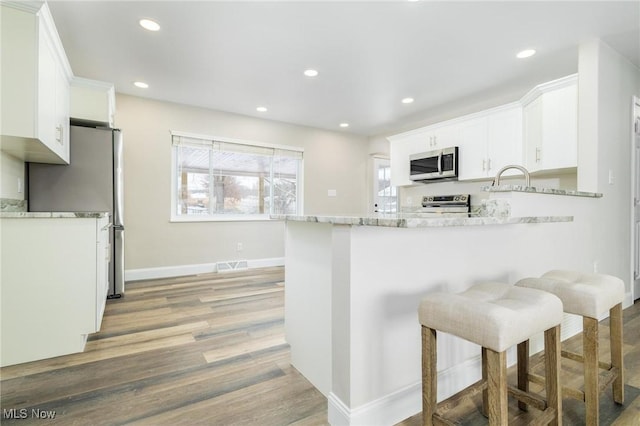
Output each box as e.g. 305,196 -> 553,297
0,212 -> 110,367
275,188 -> 604,426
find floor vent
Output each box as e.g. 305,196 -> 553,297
216,260 -> 248,272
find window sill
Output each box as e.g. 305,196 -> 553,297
170,214 -> 276,223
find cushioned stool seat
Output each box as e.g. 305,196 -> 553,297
419,282 -> 564,425
516,270 -> 625,426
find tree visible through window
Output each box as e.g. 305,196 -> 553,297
172,133 -> 303,219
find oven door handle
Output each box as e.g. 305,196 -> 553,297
437,151 -> 443,175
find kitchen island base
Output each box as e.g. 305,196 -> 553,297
283,216 -> 592,426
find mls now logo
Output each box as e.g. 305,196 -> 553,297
3,408 -> 56,419
3,409 -> 28,419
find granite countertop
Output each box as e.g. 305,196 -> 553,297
271,214 -> 573,228
0,212 -> 109,219
482,185 -> 603,198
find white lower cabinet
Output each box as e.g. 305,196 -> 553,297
0,215 -> 110,367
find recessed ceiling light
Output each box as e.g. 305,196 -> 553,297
256,106 -> 268,112
339,123 -> 349,128
139,19 -> 160,32
133,81 -> 149,89
516,49 -> 536,59
401,97 -> 414,104
304,69 -> 319,77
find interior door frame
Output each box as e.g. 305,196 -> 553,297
632,96 -> 640,301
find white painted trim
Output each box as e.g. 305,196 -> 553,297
386,101 -> 522,142
520,73 -> 578,106
125,257 -> 284,282
170,129 -> 304,153
70,76 -> 115,91
326,317 -> 582,425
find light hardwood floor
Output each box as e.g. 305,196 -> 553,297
1,267 -> 639,425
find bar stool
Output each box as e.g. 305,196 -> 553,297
516,270 -> 625,426
418,282 -> 564,425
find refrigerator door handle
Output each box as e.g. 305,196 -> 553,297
112,129 -> 125,227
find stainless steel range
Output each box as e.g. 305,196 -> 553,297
420,194 -> 470,216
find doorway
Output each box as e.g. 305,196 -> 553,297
371,156 -> 397,214
633,97 -> 640,301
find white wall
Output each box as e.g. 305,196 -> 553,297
577,40 -> 640,297
114,94 -> 369,274
0,151 -> 25,200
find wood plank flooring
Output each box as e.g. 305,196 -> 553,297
0,267 -> 326,425
1,267 -> 639,425
398,300 -> 640,426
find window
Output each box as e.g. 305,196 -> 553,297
171,132 -> 303,221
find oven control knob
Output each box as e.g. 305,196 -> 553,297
460,195 -> 467,201
454,196 -> 459,201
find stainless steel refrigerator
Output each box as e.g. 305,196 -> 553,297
28,124 -> 125,298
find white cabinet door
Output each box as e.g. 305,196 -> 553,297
95,217 -> 110,331
457,104 -> 522,181
389,135 -> 426,187
70,78 -> 116,127
0,2 -> 71,164
487,105 -> 523,176
54,61 -> 70,163
431,123 -> 459,149
0,216 -> 106,367
524,76 -> 577,172
457,116 -> 488,180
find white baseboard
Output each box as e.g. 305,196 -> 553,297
327,318 -> 583,425
125,257 -> 284,282
327,358 -> 481,426
623,291 -> 634,309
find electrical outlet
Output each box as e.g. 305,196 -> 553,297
593,261 -> 598,273
328,189 -> 337,197
17,178 -> 23,194
236,243 -> 243,252
406,197 -> 413,205
608,170 -> 615,185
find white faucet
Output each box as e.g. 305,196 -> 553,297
492,164 -> 531,187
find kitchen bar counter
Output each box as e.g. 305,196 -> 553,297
272,213 -> 572,228
283,205 -> 591,425
482,184 -> 603,198
0,211 -> 109,219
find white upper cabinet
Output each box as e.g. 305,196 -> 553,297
458,104 -> 522,180
388,122 -> 461,186
389,104 -> 522,185
522,74 -> 578,173
389,74 -> 577,186
0,2 -> 72,164
70,77 -> 116,127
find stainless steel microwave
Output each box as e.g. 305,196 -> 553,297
409,147 -> 458,182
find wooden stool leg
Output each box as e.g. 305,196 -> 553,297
610,303 -> 624,404
482,347 -> 488,417
517,339 -> 530,412
544,325 -> 562,426
584,316 -> 599,426
486,348 -> 508,425
422,326 -> 437,426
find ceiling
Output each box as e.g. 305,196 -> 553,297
48,1 -> 640,137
